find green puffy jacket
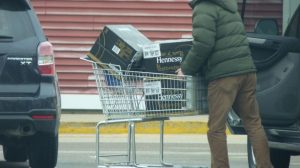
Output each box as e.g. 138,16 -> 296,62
182,0 -> 256,81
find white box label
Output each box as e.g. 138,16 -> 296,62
112,45 -> 121,55
143,43 -> 161,59
144,80 -> 161,95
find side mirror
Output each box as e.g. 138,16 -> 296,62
254,19 -> 279,35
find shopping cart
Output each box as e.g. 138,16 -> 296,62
93,62 -> 208,168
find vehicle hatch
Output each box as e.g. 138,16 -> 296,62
0,0 -> 40,96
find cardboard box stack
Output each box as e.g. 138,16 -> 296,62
140,39 -> 205,117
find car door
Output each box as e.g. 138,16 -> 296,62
248,5 -> 300,126
249,34 -> 300,126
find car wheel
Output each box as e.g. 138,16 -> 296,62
3,145 -> 27,162
29,133 -> 58,168
248,137 -> 291,168
247,137 -> 256,168
270,148 -> 290,168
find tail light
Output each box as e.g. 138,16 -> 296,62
38,41 -> 55,76
31,114 -> 55,120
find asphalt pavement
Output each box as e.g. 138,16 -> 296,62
2,135 -> 300,168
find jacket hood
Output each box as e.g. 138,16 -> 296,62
189,0 -> 238,13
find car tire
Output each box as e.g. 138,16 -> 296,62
29,133 -> 58,168
3,145 -> 27,162
248,137 -> 291,168
270,148 -> 290,168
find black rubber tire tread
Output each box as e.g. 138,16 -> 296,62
3,145 -> 27,162
29,133 -> 58,168
270,148 -> 290,168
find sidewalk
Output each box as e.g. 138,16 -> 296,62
59,113 -> 216,134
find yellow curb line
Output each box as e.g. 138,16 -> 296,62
59,122 -> 231,134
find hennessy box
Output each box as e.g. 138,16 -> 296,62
142,39 -> 192,74
143,75 -> 208,117
87,25 -> 152,70
144,78 -> 188,117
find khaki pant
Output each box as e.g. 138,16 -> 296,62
207,73 -> 273,168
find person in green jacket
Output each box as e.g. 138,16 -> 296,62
177,0 -> 273,167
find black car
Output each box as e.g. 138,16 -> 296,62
227,2 -> 300,168
0,0 -> 61,168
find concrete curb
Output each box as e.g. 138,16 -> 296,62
59,114 -> 231,134
59,121 -> 231,134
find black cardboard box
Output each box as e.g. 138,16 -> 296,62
144,78 -> 187,115
144,75 -> 208,117
87,25 -> 152,70
142,39 -> 192,74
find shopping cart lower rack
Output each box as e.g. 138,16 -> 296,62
93,62 -> 208,168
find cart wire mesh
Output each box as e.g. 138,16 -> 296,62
93,63 -> 208,120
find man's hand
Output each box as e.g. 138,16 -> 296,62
176,68 -> 184,76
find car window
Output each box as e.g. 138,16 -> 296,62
284,5 -> 300,38
0,0 -> 35,41
243,0 -> 282,34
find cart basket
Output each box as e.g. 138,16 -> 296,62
93,63 -> 208,120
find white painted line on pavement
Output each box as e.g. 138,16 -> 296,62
58,150 -> 247,156
59,134 -> 247,144
59,151 -> 94,154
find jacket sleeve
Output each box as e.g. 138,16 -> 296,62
181,4 -> 217,75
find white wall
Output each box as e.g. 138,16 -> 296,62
61,94 -> 102,110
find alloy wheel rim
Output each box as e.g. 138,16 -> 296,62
251,145 -> 257,166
